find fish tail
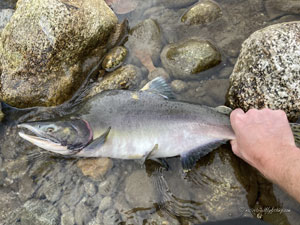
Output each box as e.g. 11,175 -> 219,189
290,123 -> 300,147
0,101 -> 37,125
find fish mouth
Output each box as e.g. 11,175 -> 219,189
18,124 -> 73,155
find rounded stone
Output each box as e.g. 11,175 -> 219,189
83,180 -> 97,196
77,158 -> 113,180
228,22 -> 300,120
86,64 -> 142,99
98,196 -> 113,212
160,38 -> 221,79
181,0 -> 222,25
102,46 -> 128,72
125,18 -> 162,64
171,80 -> 188,94
125,170 -> 158,208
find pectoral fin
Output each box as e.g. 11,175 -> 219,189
180,140 -> 227,172
83,127 -> 111,151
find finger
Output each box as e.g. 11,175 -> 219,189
230,140 -> 241,157
230,108 -> 245,130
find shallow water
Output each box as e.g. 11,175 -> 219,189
1,0 -> 300,224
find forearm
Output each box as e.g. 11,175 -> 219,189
259,146 -> 300,203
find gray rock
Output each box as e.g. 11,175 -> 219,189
0,156 -> 2,168
148,67 -> 170,82
265,0 -> 300,19
86,64 -> 142,99
98,196 -> 113,212
171,80 -> 188,94
125,18 -> 162,65
102,209 -> 121,225
125,170 -> 158,208
160,38 -> 221,79
0,8 -> 14,32
228,22 -> 300,120
0,0 -> 117,107
19,199 -> 60,225
181,0 -> 222,25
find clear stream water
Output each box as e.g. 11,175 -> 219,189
1,0 -> 300,224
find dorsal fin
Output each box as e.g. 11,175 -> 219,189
140,77 -> 174,99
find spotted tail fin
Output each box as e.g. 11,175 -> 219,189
290,123 -> 300,147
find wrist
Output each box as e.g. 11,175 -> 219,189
260,145 -> 300,183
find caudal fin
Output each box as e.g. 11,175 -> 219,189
290,123 -> 300,147
0,102 -> 37,124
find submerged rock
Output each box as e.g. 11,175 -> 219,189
125,18 -> 162,66
102,46 -> 128,72
77,158 -> 113,180
171,80 -> 188,94
228,22 -> 300,120
160,38 -> 221,79
86,64 -> 142,98
125,170 -> 158,208
181,0 -> 222,25
0,0 -> 117,107
265,0 -> 300,18
161,0 -> 197,8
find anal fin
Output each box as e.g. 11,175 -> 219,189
83,127 -> 111,151
180,140 -> 227,172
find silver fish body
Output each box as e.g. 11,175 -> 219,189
17,78 -> 236,169
76,90 -> 235,159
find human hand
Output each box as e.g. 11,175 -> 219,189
230,108 -> 296,177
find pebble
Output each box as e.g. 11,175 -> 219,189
61,211 -> 75,225
83,180 -> 97,196
171,80 -> 188,93
77,158 -> 113,180
98,196 -> 113,212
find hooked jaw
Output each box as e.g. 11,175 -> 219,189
17,119 -> 92,156
18,131 -> 72,155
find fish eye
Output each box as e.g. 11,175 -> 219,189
47,127 -> 55,133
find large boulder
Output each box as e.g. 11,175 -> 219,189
0,0 -> 117,107
228,22 -> 300,120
